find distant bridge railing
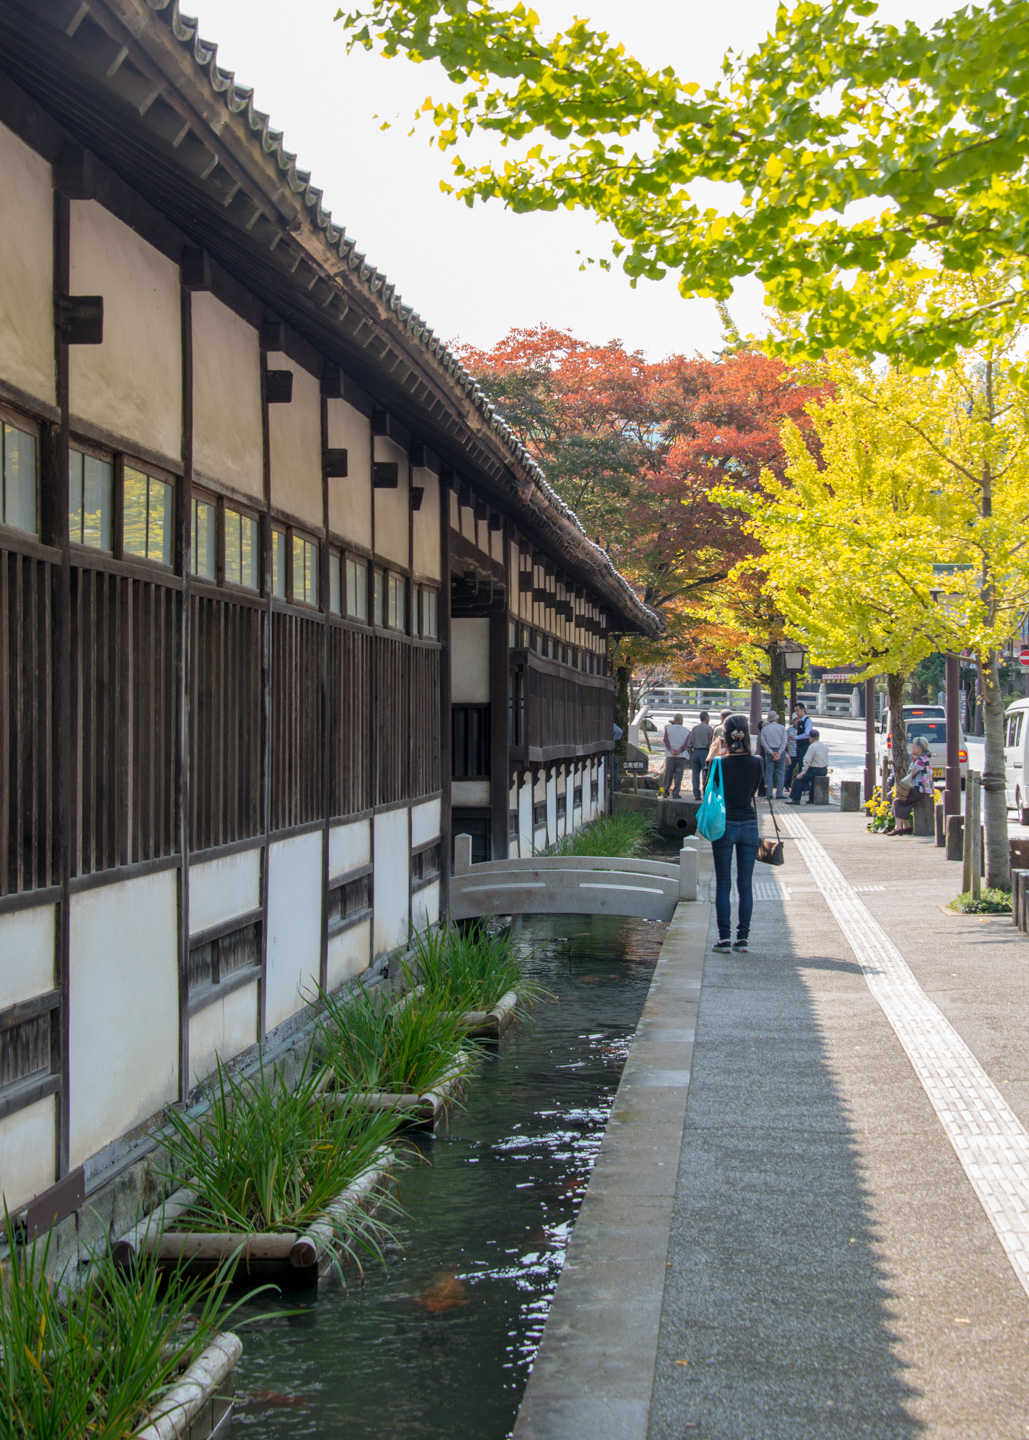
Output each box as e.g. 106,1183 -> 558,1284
451,835 -> 699,923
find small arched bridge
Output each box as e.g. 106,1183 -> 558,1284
451,835 -> 700,923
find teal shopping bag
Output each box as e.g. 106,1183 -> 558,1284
696,757 -> 726,842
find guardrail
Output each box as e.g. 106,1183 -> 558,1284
450,835 -> 699,922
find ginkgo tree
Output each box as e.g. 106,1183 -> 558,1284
723,345 -> 1029,887
338,0 -> 1029,366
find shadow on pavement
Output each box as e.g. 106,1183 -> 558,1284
648,901 -> 924,1440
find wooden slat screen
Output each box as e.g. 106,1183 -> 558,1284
70,566 -> 179,876
410,645 -> 441,798
524,664 -> 614,754
0,550 -> 55,895
329,623 -> 373,818
189,593 -> 262,852
271,610 -> 322,832
373,633 -> 408,806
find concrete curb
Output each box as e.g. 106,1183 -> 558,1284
512,894 -> 710,1440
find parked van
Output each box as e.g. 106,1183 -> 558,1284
876,705 -> 967,786
1003,698 -> 1029,824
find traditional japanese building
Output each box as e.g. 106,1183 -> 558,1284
0,0 -> 658,1218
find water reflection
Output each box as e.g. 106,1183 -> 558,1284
233,914 -> 664,1440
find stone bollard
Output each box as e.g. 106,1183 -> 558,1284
1012,869 -> 1029,928
811,774 -> 830,805
454,833 -> 473,875
679,844 -> 698,902
840,780 -> 861,812
935,802 -> 945,847
912,793 -> 935,837
945,814 -> 964,861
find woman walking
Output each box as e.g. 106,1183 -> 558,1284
892,737 -> 933,835
709,714 -> 764,954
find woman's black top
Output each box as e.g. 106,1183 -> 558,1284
718,753 -> 764,822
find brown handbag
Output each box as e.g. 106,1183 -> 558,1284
895,777 -> 913,801
757,799 -> 785,866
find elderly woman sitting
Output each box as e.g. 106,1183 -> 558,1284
892,738 -> 934,835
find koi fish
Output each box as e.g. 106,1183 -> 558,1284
414,1270 -> 470,1313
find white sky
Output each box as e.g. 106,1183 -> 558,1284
191,0 -> 955,360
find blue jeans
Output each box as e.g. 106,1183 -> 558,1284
710,818 -> 760,942
764,754 -> 786,796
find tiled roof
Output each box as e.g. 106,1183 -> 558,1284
147,0 -> 661,636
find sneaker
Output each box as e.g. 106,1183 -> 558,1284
733,940 -> 749,953
712,939 -> 732,952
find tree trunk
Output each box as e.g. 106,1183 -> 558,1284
980,651 -> 1010,889
886,672 -> 908,779
767,646 -> 787,720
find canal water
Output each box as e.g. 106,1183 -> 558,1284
232,912 -> 665,1439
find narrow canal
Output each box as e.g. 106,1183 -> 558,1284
232,912 -> 666,1439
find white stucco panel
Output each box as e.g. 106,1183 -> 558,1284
191,293 -> 263,499
0,1096 -> 56,1213
69,201 -> 181,461
68,871 -> 179,1169
0,124 -> 55,405
326,918 -> 371,991
452,780 -> 490,806
373,436 -> 409,567
189,981 -> 259,1087
188,848 -> 261,936
265,831 -> 323,1029
326,397 -> 372,548
410,799 -> 441,849
411,467 -> 440,579
267,358 -> 323,527
451,617 -> 490,702
0,904 -> 54,1007
373,808 -> 409,956
328,819 -> 370,879
412,880 -> 440,934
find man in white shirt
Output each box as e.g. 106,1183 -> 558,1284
788,729 -> 829,805
661,713 -> 689,798
759,710 -> 789,798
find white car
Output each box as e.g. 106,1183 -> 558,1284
1003,697 -> 1029,824
876,705 -> 967,787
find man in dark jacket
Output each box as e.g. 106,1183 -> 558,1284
687,711 -> 713,800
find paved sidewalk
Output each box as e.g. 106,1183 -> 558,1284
650,812 -> 1029,1440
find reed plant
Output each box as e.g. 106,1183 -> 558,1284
315,982 -> 473,1096
407,923 -> 535,1012
0,1216 -> 238,1440
542,811 -> 656,858
158,1056 -> 399,1262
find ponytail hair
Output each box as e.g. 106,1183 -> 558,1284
723,714 -> 751,755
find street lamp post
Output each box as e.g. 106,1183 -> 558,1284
781,642 -> 806,717
945,652 -> 961,820
864,677 -> 876,804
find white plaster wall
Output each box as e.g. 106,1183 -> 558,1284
373,436 -> 409,567
449,492 -> 459,529
452,617 -> 490,702
69,201 -> 181,461
329,818 -> 371,879
267,358 -> 322,527
189,981 -> 258,1086
265,831 -> 322,1029
326,917 -> 371,991
373,808 -> 409,956
599,758 -> 608,813
188,848 -> 261,936
191,293 -> 263,500
412,880 -> 440,933
453,780 -> 490,806
518,775 -> 533,858
546,771 -> 558,846
0,905 -> 54,1006
411,798 -> 441,848
0,124 -> 54,405
326,397 -> 371,548
411,466 -> 440,579
0,1096 -> 56,1212
68,871 -> 178,1169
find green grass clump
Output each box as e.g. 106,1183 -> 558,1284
0,1218 -> 239,1440
407,923 -> 534,1012
542,811 -> 656,858
158,1055 -> 399,1261
316,983 -> 474,1096
948,887 -> 1012,914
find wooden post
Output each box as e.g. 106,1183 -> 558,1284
970,775 -> 982,901
944,652 -> 961,820
864,677 -> 876,804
